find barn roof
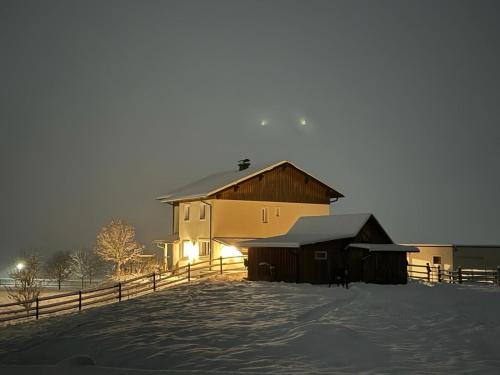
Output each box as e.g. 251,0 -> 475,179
239,213 -> 375,248
157,160 -> 343,203
348,243 -> 419,253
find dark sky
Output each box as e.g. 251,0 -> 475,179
1,0 -> 500,272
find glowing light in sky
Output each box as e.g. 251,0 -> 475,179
300,118 -> 307,126
16,262 -> 25,271
260,120 -> 268,126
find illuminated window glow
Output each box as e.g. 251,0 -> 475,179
183,240 -> 198,262
220,246 -> 243,259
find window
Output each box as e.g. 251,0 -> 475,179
182,240 -> 192,258
199,241 -> 210,257
184,205 -> 190,221
433,256 -> 441,265
261,207 -> 268,223
276,207 -> 280,217
314,251 -> 327,260
200,203 -> 206,220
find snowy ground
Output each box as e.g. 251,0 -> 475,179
1,279 -> 499,374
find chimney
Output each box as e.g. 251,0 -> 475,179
238,159 -> 251,171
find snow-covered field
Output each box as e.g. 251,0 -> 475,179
1,278 -> 499,374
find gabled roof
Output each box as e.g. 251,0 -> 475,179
239,213 -> 374,248
157,160 -> 343,203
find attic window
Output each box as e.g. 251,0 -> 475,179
433,256 -> 441,265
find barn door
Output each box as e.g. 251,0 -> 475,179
313,250 -> 329,284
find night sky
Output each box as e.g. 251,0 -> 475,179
1,0 -> 500,273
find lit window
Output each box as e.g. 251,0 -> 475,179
184,205 -> 190,221
261,207 -> 268,223
199,241 -> 210,256
315,251 -> 327,260
200,203 -> 206,220
433,256 -> 441,265
182,240 -> 191,258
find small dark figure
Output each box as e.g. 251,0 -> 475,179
269,264 -> 276,281
243,258 -> 248,269
333,268 -> 344,287
335,274 -> 342,287
343,268 -> 350,289
426,262 -> 432,282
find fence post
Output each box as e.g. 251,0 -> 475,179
188,263 -> 191,282
118,283 -> 122,302
152,272 -> 156,291
220,256 -> 223,275
35,297 -> 39,320
458,267 -> 462,284
497,266 -> 500,286
78,291 -> 82,312
437,266 -> 442,283
426,263 -> 431,282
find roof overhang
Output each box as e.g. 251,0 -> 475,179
348,243 -> 420,253
153,234 -> 180,245
214,237 -> 258,247
238,240 -> 301,248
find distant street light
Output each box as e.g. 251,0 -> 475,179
300,118 -> 307,126
16,262 -> 25,271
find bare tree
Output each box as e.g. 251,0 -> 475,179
71,249 -> 103,287
6,254 -> 42,315
96,219 -> 143,277
45,251 -> 72,290
87,248 -> 104,284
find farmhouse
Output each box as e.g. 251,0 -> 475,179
157,160 -> 343,270
240,214 -> 418,284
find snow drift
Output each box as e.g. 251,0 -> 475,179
1,279 -> 499,374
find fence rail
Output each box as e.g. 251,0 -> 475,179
0,278 -> 104,289
408,263 -> 500,285
0,256 -> 246,324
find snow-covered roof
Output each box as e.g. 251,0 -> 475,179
402,243 -> 500,248
348,243 -> 420,253
239,213 -> 374,248
157,160 -> 343,203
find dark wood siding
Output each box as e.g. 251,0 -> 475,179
209,163 -> 339,203
354,216 -> 392,244
248,247 -> 298,282
301,240 -> 349,284
362,252 -> 408,284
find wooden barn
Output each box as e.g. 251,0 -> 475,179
240,214 -> 418,285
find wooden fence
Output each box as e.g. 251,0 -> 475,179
0,256 -> 246,324
408,263 -> 500,285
